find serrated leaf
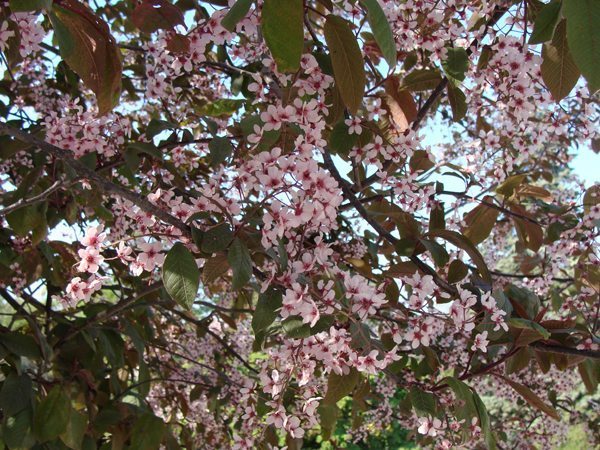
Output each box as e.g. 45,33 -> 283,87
162,243 -> 199,309
221,0 -> 253,31
261,0 -> 303,72
49,0 -> 122,115
529,0 -> 561,44
541,20 -> 580,101
324,14 -> 366,114
563,0 -> 600,93
359,0 -> 396,67
227,238 -> 252,290
33,386 -> 71,441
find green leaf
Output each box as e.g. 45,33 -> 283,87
201,222 -> 234,253
426,229 -> 491,284
60,409 -> 87,450
541,20 -> 580,101
33,385 -> 71,442
162,243 -> 200,309
9,0 -> 51,11
3,407 -> 35,449
49,0 -> 122,115
208,136 -> 233,167
444,377 -> 477,421
563,0 -> 600,93
252,288 -> 282,337
130,413 -> 166,450
323,369 -> 359,404
261,0 -> 303,72
409,387 -> 436,416
0,332 -> 41,358
0,373 -> 32,417
227,238 -> 252,290
420,239 -> 449,267
402,69 -> 443,91
359,0 -> 396,67
6,201 -> 48,242
324,14 -> 366,114
146,119 -> 177,139
328,119 -> 358,155
529,0 -> 562,44
442,47 -> 469,81
502,376 -> 560,420
447,84 -> 467,121
221,0 -> 253,31
473,392 -> 496,449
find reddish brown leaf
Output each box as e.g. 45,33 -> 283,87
462,196 -> 499,245
501,376 -> 560,420
132,0 -> 185,33
49,0 -> 122,115
166,33 -> 190,53
383,76 -> 417,132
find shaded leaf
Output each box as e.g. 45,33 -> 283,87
208,136 -> 233,167
323,369 -> 359,404
529,0 -> 562,44
447,84 -> 467,121
227,238 -> 252,290
502,376 -> 560,420
402,69 -> 442,91
442,47 -> 469,81
130,413 -> 165,450
132,0 -> 185,33
324,14 -> 366,114
162,243 -> 199,309
201,222 -> 234,253
33,386 -> 71,441
427,229 -> 491,283
0,372 -> 32,417
221,0 -> 253,32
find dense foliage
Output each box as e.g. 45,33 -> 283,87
0,0 -> 598,448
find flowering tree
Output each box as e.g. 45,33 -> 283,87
0,0 -> 598,448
